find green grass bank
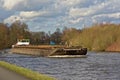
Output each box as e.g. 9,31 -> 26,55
0,61 -> 56,80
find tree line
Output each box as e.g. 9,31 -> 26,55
1,21 -> 120,51
63,23 -> 120,51
0,21 -> 62,49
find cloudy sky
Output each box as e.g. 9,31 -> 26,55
0,0 -> 120,32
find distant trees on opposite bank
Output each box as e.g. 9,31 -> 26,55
0,21 -> 62,49
0,21 -> 120,51
63,23 -> 120,51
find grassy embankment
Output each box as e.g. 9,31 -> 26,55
0,61 -> 56,80
63,23 -> 120,51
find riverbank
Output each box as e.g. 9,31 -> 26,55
0,61 -> 56,80
105,42 -> 120,52
0,67 -> 29,80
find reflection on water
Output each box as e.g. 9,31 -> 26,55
0,51 -> 120,80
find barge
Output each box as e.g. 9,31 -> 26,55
11,45 -> 87,57
11,39 -> 87,57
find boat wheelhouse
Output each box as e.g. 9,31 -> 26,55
16,39 -> 30,46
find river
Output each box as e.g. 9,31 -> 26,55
0,51 -> 120,80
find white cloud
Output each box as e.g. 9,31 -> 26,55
1,0 -> 53,10
69,1 -> 110,18
3,10 -> 50,24
60,0 -> 83,6
69,18 -> 83,24
1,0 -> 120,32
109,13 -> 120,19
4,15 -> 25,23
2,0 -> 25,10
20,11 -> 49,19
69,7 -> 95,17
93,13 -> 120,20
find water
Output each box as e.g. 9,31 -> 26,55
0,51 -> 120,80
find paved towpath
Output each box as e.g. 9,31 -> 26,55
0,67 -> 30,80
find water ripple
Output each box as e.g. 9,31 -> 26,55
0,52 -> 120,80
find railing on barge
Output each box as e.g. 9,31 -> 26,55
13,45 -> 66,49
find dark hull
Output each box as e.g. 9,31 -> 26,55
49,48 -> 87,56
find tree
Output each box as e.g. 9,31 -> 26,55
9,21 -> 30,45
50,28 -> 62,44
62,28 -> 81,46
0,23 -> 9,49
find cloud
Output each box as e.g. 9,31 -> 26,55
4,15 -> 25,23
20,11 -> 49,19
69,1 -> 110,18
59,0 -> 84,6
69,7 -> 95,17
1,0 -> 53,11
93,13 -> 120,19
3,11 -> 47,24
69,18 -> 84,24
1,0 -> 120,32
2,0 -> 25,10
91,12 -> 120,23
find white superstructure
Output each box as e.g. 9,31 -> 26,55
16,39 -> 30,46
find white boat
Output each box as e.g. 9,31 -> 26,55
12,39 -> 30,48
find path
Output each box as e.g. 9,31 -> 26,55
0,67 -> 30,80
